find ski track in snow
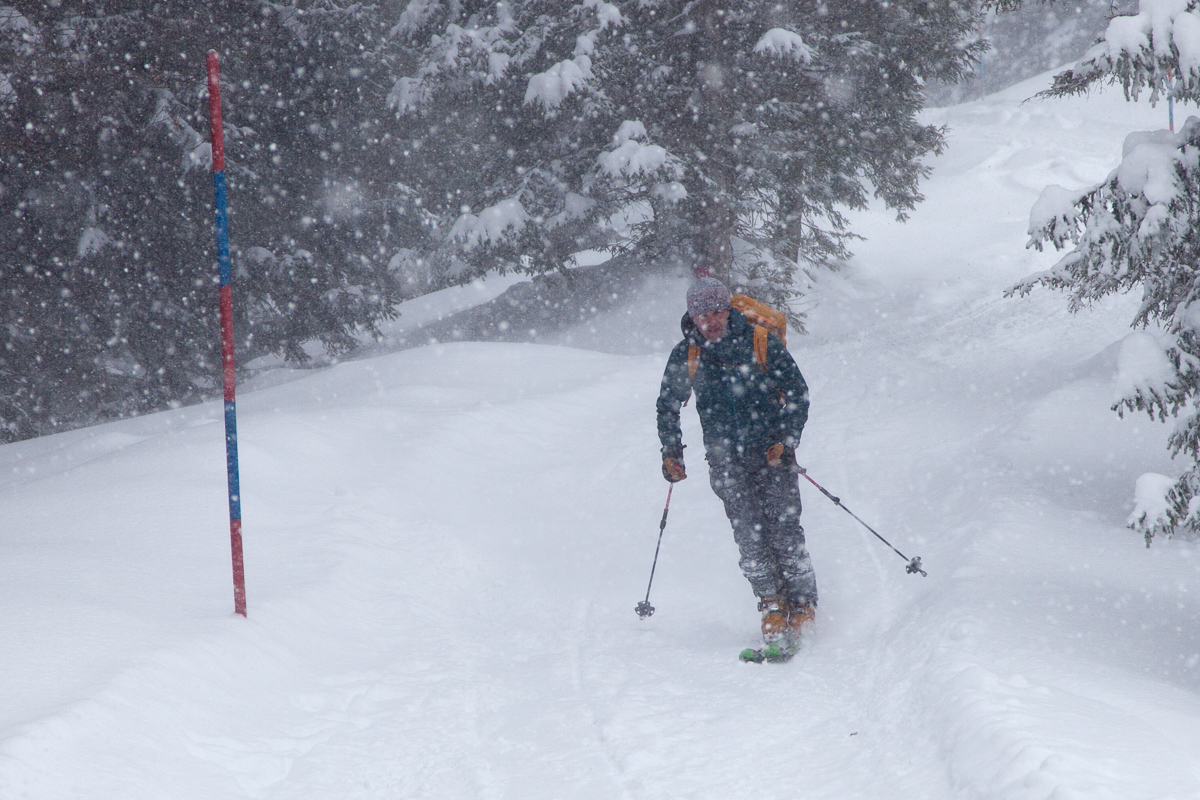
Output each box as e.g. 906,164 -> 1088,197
3,72 -> 1200,798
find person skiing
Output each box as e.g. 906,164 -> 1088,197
656,276 -> 817,646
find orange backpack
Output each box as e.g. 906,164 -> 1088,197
687,294 -> 787,381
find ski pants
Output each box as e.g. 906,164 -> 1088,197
708,454 -> 818,609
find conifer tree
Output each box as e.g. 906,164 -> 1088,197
0,2 -> 401,441
383,0 -> 983,317
1013,0 -> 1200,542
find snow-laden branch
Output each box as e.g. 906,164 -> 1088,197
583,0 -> 626,31
753,28 -> 814,64
1044,0 -> 1200,103
1020,120 -> 1197,304
449,197 -> 531,249
390,0 -> 439,38
595,121 -> 675,178
524,54 -> 593,110
387,76 -> 428,115
387,10 -> 519,115
1129,471 -> 1180,542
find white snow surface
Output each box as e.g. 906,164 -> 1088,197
4,71 -> 1200,798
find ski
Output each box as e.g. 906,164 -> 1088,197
739,641 -> 799,664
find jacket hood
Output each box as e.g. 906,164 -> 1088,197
680,307 -> 750,344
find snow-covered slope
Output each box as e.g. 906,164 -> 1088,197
3,72 -> 1199,799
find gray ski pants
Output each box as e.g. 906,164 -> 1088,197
708,455 -> 818,608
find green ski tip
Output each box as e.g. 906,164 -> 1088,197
739,641 -> 799,664
739,647 -> 764,663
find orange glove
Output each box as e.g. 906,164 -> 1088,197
662,457 -> 687,482
766,442 -> 790,468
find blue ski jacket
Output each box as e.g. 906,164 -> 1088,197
656,308 -> 809,461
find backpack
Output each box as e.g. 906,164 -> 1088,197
687,294 -> 787,382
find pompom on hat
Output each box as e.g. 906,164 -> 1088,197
686,276 -> 732,318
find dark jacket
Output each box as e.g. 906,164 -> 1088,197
656,308 -> 809,462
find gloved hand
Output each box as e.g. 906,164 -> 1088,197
662,456 -> 687,482
766,442 -> 795,468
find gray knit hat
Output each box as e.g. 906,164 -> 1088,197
686,277 -> 732,318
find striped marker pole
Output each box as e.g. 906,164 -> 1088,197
207,50 -> 247,617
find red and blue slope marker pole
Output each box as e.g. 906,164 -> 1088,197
207,50 -> 248,617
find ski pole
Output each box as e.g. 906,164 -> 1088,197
796,466 -> 927,577
636,484 -> 674,619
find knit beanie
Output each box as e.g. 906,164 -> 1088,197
686,277 -> 732,318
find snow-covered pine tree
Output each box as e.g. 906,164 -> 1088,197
0,2 -> 401,442
383,0 -> 983,317
1013,0 -> 1200,543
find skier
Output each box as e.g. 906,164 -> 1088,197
656,276 -> 817,647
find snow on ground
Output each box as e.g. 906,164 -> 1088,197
3,71 -> 1200,798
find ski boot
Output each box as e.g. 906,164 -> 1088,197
758,596 -> 788,644
785,602 -> 815,645
739,597 -> 804,663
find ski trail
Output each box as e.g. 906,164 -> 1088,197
565,600 -> 640,800
238,346 -> 957,800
